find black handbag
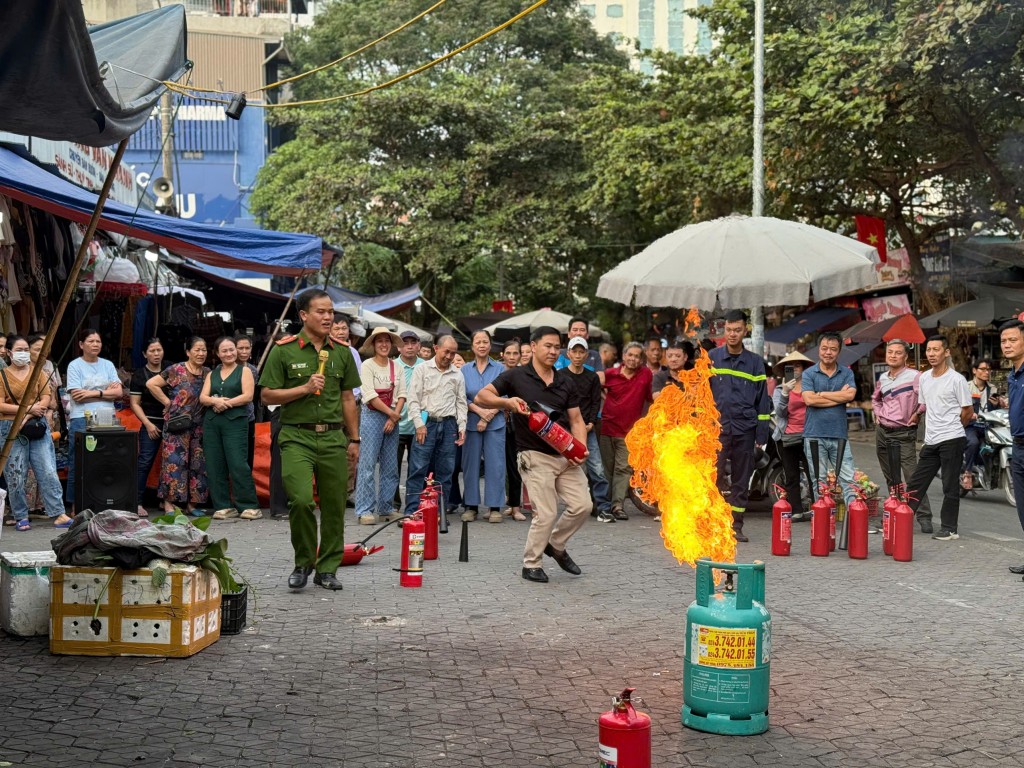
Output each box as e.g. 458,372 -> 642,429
165,412 -> 193,434
1,369 -> 49,440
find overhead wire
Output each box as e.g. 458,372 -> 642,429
165,0 -> 451,97
162,0 -> 553,109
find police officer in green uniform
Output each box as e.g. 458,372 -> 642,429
260,289 -> 361,590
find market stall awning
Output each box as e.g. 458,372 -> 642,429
843,314 -> 925,344
764,307 -> 862,346
323,284 -> 422,313
0,3 -> 188,147
0,148 -> 329,275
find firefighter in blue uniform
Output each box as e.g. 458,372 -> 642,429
708,310 -> 772,542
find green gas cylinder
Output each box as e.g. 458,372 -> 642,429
682,559 -> 770,735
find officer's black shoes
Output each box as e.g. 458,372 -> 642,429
521,567 -> 549,583
313,572 -> 343,590
544,544 -> 582,575
1009,564 -> 1024,574
288,566 -> 313,589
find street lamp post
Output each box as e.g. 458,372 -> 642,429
750,0 -> 766,356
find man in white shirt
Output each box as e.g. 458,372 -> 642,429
404,335 -> 467,515
907,335 -> 974,540
393,330 -> 425,513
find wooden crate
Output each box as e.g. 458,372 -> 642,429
49,564 -> 221,657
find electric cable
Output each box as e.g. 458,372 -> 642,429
165,0 -> 451,97
163,0 -> 553,109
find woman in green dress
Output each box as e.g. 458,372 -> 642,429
200,336 -> 260,520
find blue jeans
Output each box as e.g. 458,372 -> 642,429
0,420 -> 65,521
461,427 -> 506,509
586,430 -> 611,513
65,417 -> 87,504
137,426 -> 162,503
804,437 -> 856,505
405,418 -> 458,515
355,407 -> 400,519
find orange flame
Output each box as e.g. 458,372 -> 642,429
625,308 -> 737,568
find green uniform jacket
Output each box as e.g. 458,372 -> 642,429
259,331 -> 361,425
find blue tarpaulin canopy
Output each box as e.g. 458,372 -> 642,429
0,148 -> 330,275
323,284 -> 422,313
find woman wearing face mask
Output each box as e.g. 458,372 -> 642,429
201,336 -> 259,520
147,336 -> 210,516
66,328 -> 123,515
129,338 -> 165,517
0,336 -> 70,531
21,334 -> 64,520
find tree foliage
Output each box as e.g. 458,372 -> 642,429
251,0 -> 628,319
252,0 -> 1024,326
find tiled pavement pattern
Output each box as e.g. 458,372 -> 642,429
1,441 -> 1023,767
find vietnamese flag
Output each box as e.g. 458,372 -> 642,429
855,215 -> 887,263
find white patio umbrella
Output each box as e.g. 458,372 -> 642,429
482,308 -> 606,340
596,215 -> 879,311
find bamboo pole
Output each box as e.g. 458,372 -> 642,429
0,139 -> 130,477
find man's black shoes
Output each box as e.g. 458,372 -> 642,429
544,544 -> 582,575
521,567 -> 549,583
313,572 -> 343,590
288,566 -> 313,589
919,519 -> 934,534
1009,564 -> 1024,574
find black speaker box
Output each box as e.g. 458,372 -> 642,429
75,430 -> 139,513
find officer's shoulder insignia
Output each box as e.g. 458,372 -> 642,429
276,335 -> 298,346
329,335 -> 350,347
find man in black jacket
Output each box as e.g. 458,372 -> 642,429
562,338 -> 614,522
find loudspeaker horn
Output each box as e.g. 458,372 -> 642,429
151,176 -> 174,199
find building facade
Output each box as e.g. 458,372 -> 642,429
579,0 -> 712,64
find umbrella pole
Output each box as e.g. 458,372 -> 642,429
0,138 -> 129,477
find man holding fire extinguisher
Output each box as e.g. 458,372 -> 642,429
475,326 -> 592,584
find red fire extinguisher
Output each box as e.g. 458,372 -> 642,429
847,491 -> 869,560
882,490 -> 899,557
810,484 -> 831,557
399,512 -> 425,588
527,406 -> 587,463
419,475 -> 439,561
598,688 -> 651,768
771,485 -> 791,557
892,496 -> 915,563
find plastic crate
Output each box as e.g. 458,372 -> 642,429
220,586 -> 248,635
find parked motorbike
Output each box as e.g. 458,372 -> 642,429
960,409 -> 1015,507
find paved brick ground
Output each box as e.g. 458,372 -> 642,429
1,441 -> 1022,767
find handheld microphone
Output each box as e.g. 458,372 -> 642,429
315,350 -> 329,395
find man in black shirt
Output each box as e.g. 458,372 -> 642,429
476,326 -> 592,583
562,337 -> 614,523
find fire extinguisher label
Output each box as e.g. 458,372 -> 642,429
408,533 -> 425,571
781,511 -> 792,543
692,624 -> 757,668
598,743 -> 618,767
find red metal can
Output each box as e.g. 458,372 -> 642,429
771,493 -> 792,557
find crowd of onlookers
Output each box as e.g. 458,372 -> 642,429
4,314 -> 1022,550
